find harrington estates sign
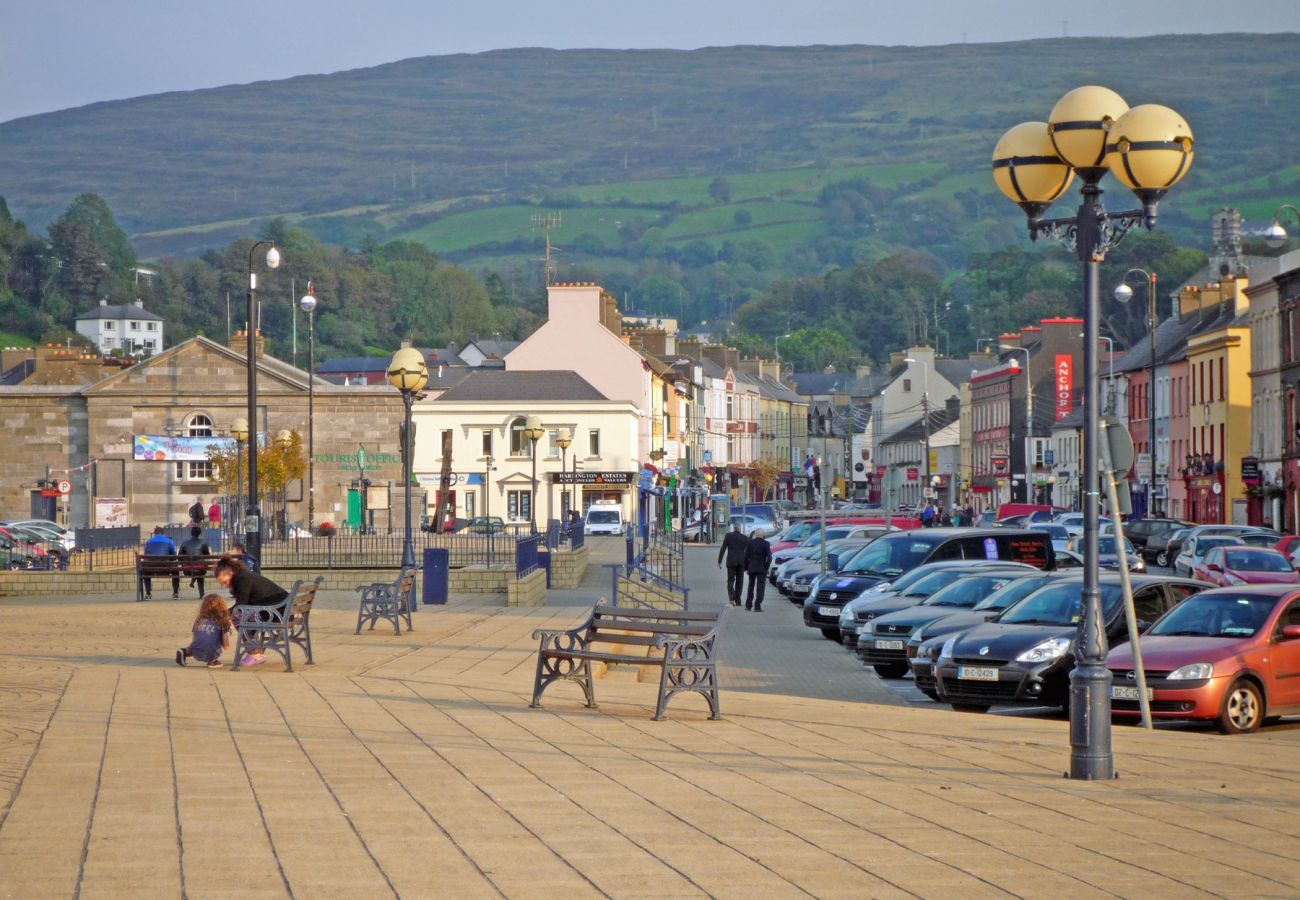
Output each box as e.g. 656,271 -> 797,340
551,471 -> 635,485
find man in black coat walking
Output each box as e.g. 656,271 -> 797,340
743,530 -> 773,611
717,522 -> 749,606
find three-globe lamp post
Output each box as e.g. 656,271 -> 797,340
523,415 -> 546,533
993,86 -> 1193,780
244,241 -> 281,564
388,347 -> 429,571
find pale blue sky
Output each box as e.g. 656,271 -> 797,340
3,0 -> 1297,123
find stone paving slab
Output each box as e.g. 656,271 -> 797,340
1,576 -> 1299,898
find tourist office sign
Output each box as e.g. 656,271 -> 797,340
552,471 -> 636,485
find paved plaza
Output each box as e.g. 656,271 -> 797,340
1,541 -> 1298,898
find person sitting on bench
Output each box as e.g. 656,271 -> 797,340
179,526 -> 211,597
215,556 -> 288,668
142,526 -> 179,600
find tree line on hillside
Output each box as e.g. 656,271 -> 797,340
0,193 -> 1211,373
0,194 -> 541,359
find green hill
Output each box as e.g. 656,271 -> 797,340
2,35 -> 1298,259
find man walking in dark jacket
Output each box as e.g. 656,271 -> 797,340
743,530 -> 773,611
717,522 -> 749,606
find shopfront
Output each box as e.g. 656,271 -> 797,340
1184,471 -> 1225,524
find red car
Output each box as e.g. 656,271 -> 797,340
1107,585 -> 1300,733
1192,546 -> 1299,586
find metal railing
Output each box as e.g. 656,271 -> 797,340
516,534 -> 541,578
605,562 -> 690,610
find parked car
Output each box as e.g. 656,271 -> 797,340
1053,512 -> 1112,539
2,519 -> 75,553
1053,548 -> 1085,569
1123,517 -> 1193,551
584,502 -> 624,536
1174,532 -> 1249,578
779,539 -> 876,599
906,573 -> 1064,699
1031,524 -> 1071,553
769,520 -> 823,552
1107,585 -> 1300,733
728,512 -> 780,538
934,574 -> 1206,712
3,523 -> 68,565
834,560 -> 1035,644
0,532 -> 40,569
1150,526 -> 1192,567
1191,546 -> 1300,586
856,569 -> 1030,678
1235,530 -> 1284,549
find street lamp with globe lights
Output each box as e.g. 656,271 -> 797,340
299,284 -> 318,532
522,415 -> 546,533
275,429 -> 294,539
388,347 -> 429,570
1114,268 -> 1160,515
556,429 -> 573,519
993,86 -> 1193,780
243,241 -> 281,565
1264,204 -> 1300,249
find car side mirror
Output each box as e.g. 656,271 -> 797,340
1137,620 -> 1152,633
1281,624 -> 1300,640
983,613 -> 998,622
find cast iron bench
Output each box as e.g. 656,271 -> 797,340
530,603 -> 726,720
231,576 -> 323,672
355,568 -> 417,635
135,553 -> 224,601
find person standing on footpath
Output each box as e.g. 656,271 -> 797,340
743,529 -> 772,611
188,497 -> 206,527
717,522 -> 749,606
208,499 -> 222,529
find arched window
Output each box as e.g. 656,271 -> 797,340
186,413 -> 214,437
509,417 -> 528,456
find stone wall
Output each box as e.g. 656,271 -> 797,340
506,569 -> 546,607
547,546 -> 589,588
616,573 -> 686,610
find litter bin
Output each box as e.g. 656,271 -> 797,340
422,547 -> 449,605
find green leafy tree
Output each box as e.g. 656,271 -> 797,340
708,177 -> 733,205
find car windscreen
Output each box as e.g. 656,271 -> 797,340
922,574 -> 1015,608
1097,537 -> 1134,555
587,510 -> 619,524
1195,537 -> 1242,556
1033,525 -> 1068,539
783,522 -> 817,542
1148,593 -> 1277,638
972,575 -> 1055,611
838,534 -> 943,578
901,570 -> 967,597
1223,550 -> 1293,572
998,581 -> 1123,626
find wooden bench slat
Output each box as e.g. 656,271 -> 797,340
592,605 -> 718,621
541,650 -> 667,666
590,621 -> 713,636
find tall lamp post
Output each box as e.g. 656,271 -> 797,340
994,86 -> 1193,779
244,240 -> 281,565
1115,268 -> 1159,516
275,429 -> 294,539
231,416 -> 249,532
999,344 -> 1033,502
904,357 -> 931,509
1263,204 -> 1300,250
557,429 -> 573,519
523,415 -> 546,533
388,347 -> 429,570
299,284 -> 318,532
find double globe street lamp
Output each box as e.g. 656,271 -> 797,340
523,415 -> 546,533
993,86 -> 1193,780
388,347 -> 429,570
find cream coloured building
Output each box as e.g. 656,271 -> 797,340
411,370 -> 640,526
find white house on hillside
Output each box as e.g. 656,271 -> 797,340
75,300 -> 163,356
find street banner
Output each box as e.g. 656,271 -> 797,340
133,434 -> 235,461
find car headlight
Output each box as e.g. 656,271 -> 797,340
1168,662 -> 1213,680
862,621 -> 874,635
917,642 -> 939,660
1131,557 -> 1145,571
866,581 -> 890,594
1015,637 -> 1072,663
939,637 -> 957,660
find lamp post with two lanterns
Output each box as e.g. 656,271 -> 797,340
522,416 -> 546,533
993,86 -> 1194,780
557,429 -> 573,520
243,241 -> 281,564
387,347 -> 429,571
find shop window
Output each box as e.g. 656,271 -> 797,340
507,490 -> 532,522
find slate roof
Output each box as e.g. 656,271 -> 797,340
463,339 -> 519,360
75,303 -> 163,322
789,372 -> 864,396
434,370 -> 608,402
880,404 -> 960,444
935,357 -> 999,388
1109,297 -> 1244,373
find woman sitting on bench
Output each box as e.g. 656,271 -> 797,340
214,557 -> 288,668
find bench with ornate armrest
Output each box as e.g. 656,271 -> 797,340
355,567 -> 418,635
135,553 -> 224,601
529,603 -> 726,720
231,576 -> 323,671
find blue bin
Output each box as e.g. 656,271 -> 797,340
422,548 -> 449,605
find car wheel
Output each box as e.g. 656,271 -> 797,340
921,689 -> 941,702
951,703 -> 990,713
1156,551 -> 1169,567
820,627 -> 840,641
1217,679 -> 1264,734
873,663 -> 910,679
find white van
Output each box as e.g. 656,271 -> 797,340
584,501 -> 625,536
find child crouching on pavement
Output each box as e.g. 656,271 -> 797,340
176,593 -> 232,668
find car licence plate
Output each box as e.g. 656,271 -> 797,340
874,639 -> 905,650
817,606 -> 839,616
957,666 -> 999,681
1110,685 -> 1153,701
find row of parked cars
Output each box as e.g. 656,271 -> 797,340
0,518 -> 74,568
764,521 -> 1300,734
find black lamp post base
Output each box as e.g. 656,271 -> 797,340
1068,663 -> 1115,780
